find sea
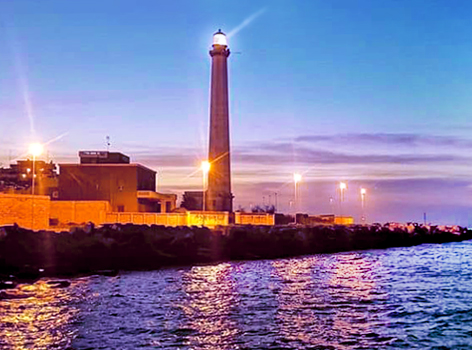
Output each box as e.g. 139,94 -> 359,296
1,241 -> 472,349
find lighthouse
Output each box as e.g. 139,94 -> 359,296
206,30 -> 233,212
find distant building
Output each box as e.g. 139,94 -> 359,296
334,216 -> 354,225
296,214 -> 354,226
296,214 -> 335,225
181,191 -> 204,210
58,151 -> 176,213
0,159 -> 58,197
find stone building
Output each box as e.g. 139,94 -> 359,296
58,151 -> 176,213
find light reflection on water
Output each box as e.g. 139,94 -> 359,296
271,253 -> 385,348
1,242 -> 472,349
0,279 -> 89,349
179,263 -> 239,349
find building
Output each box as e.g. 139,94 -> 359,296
206,30 -> 233,212
296,214 -> 335,225
58,151 -> 176,213
181,191 -> 204,210
0,159 -> 58,197
296,214 -> 354,226
79,151 -> 130,164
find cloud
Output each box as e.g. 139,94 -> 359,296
104,137 -> 472,171
295,133 -> 472,148
235,143 -> 469,165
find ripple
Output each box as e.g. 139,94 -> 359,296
2,242 -> 472,348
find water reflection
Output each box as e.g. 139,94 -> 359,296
3,243 -> 472,349
270,253 -> 389,348
0,279 -> 88,349
272,257 -> 332,347
329,253 -> 378,300
178,263 -> 239,349
328,253 -> 390,348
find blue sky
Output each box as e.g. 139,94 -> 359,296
1,0 -> 472,225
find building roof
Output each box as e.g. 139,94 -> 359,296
59,163 -> 156,174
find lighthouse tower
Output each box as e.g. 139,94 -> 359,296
206,30 -> 233,212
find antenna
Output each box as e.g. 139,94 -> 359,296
106,136 -> 111,152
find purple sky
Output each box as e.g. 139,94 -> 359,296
1,0 -> 472,225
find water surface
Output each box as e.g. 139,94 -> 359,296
2,241 -> 472,349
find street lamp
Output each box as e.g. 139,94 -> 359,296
360,188 -> 366,224
201,160 -> 211,212
28,143 -> 43,230
293,173 -> 302,208
339,181 -> 347,219
293,173 -> 302,222
28,143 -> 43,195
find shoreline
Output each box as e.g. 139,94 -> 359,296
1,223 -> 471,287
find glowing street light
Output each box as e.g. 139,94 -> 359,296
201,161 -> 211,212
293,173 -> 302,215
339,181 -> 347,218
360,188 -> 367,224
339,181 -> 347,200
28,143 -> 43,230
29,143 -> 43,158
28,143 -> 43,195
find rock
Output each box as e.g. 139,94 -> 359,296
0,291 -> 31,300
47,280 -> 71,288
0,280 -> 17,290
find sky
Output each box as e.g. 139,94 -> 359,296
1,0 -> 472,225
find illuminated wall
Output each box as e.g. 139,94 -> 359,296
0,193 -> 50,230
234,212 -> 275,225
50,200 -> 110,227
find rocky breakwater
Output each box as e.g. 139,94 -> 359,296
0,223 -> 471,282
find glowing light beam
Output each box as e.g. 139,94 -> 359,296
227,8 -> 267,38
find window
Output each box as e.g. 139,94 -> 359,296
117,205 -> 124,212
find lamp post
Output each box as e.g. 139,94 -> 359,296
293,173 -> 302,212
201,161 -> 211,212
28,143 -> 43,229
29,143 -> 43,195
339,181 -> 347,220
360,188 -> 366,224
274,192 -> 278,213
293,173 -> 302,223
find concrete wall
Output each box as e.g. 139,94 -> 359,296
50,200 -> 110,226
104,212 -> 187,227
0,193 -> 50,230
334,216 -> 354,225
235,212 -> 275,226
104,211 -> 230,228
187,211 -> 230,227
